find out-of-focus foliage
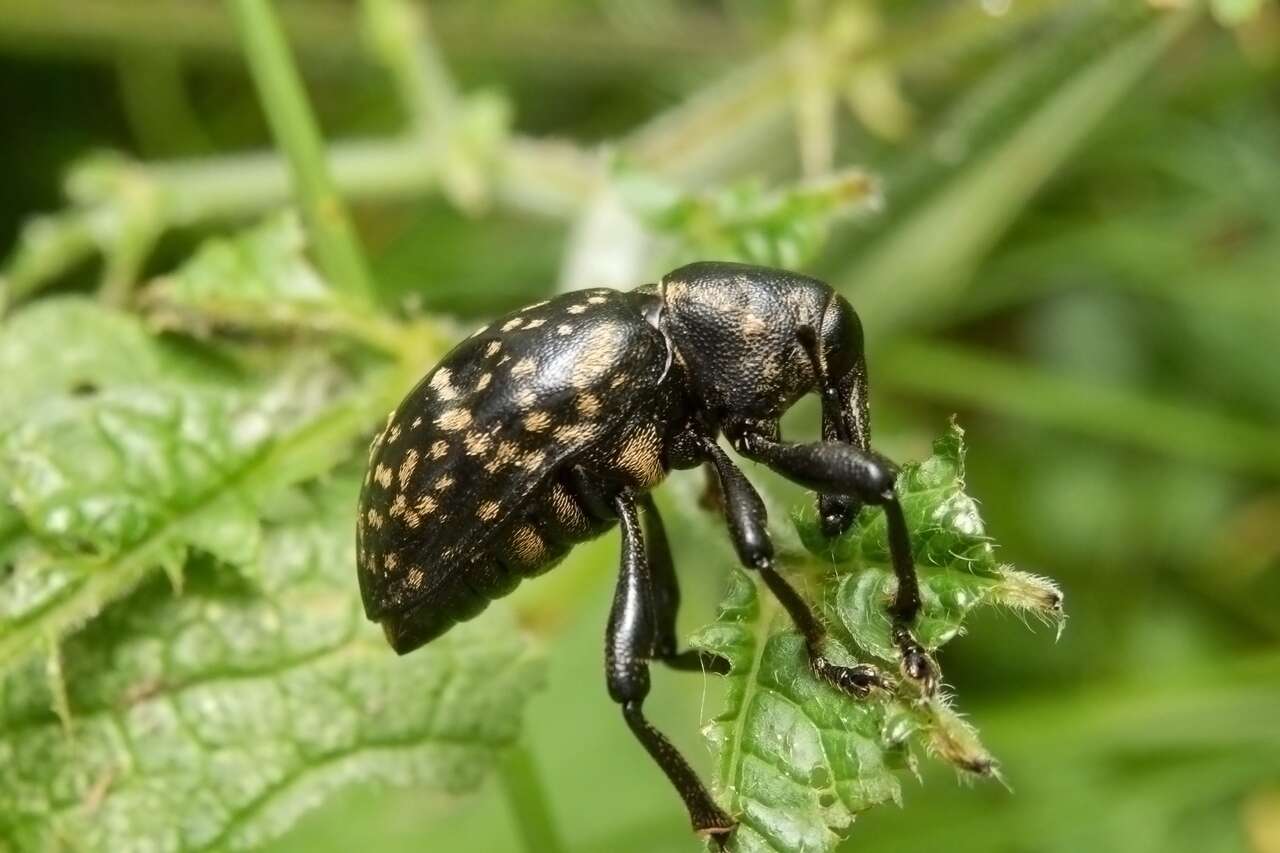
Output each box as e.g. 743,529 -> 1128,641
1,0 -> 1277,851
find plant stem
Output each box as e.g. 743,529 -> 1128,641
498,744 -> 566,853
881,338 -> 1280,480
226,0 -> 376,304
360,0 -> 457,132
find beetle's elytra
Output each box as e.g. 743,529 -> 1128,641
357,261 -> 932,840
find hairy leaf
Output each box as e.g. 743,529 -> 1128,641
0,298 -> 188,418
619,166 -> 881,270
692,421 -> 1063,853
0,283 -> 404,679
143,213 -> 394,345
0,472 -> 544,851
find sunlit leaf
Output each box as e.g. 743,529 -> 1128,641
0,472 -> 545,851
618,166 -> 881,270
143,213 -> 393,345
692,422 -> 1063,853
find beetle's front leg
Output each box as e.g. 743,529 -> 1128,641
730,432 -> 937,692
698,437 -> 889,698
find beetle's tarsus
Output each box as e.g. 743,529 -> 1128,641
811,657 -> 889,698
892,624 -> 937,694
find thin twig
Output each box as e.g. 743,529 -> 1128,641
227,0 -> 376,304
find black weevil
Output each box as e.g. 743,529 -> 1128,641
357,261 -> 933,840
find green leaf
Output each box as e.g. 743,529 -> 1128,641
618,166 -> 881,270
691,421 -> 1063,853
1210,0 -> 1266,26
0,471 -> 545,851
143,213 -> 396,348
0,298 -> 176,417
0,256 -> 416,680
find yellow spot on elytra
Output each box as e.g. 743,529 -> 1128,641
485,440 -> 521,474
518,448 -> 547,469
557,324 -> 573,336
407,567 -> 425,588
610,373 -> 628,389
524,318 -> 546,329
511,358 -> 536,378
475,372 -> 492,391
415,494 -> 438,514
576,393 -> 601,418
387,423 -> 402,443
436,408 -> 472,431
398,449 -> 419,489
366,508 -> 383,529
430,368 -> 459,401
522,411 -> 551,432
587,295 -> 607,305
478,500 -> 501,521
553,423 -> 596,445
411,416 -> 423,429
464,430 -> 493,456
511,388 -> 536,407
569,324 -> 622,389
429,439 -> 449,460
501,317 -> 524,332
389,493 -> 408,518
385,553 -> 398,570
434,474 -> 455,491
485,340 -> 502,358
498,354 -> 512,366
375,464 -> 393,488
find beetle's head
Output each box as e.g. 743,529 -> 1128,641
659,261 -> 863,430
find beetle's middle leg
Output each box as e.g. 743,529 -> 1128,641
607,490 -> 735,840
639,494 -> 730,675
698,437 -> 890,698
731,433 -> 936,690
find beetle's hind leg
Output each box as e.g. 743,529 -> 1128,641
640,495 -> 731,675
608,490 -> 735,841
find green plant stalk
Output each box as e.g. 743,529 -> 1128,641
498,744 -> 567,853
115,49 -> 211,158
359,0 -> 456,131
226,0 -> 375,304
844,6 -> 1198,342
881,338 -> 1280,479
0,137 -> 600,315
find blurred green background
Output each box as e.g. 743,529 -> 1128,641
2,1 -> 1278,851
